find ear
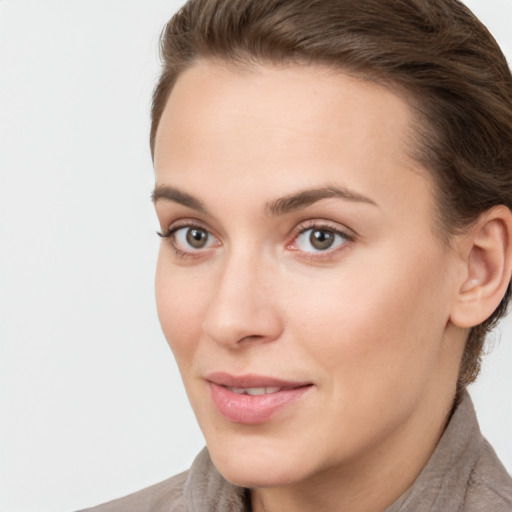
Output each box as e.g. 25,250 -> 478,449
450,206 -> 512,328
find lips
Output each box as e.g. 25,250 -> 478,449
206,372 -> 313,425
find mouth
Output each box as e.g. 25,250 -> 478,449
226,386 -> 284,396
206,372 -> 313,425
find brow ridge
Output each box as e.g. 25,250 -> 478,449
266,185 -> 377,216
152,185 -> 209,214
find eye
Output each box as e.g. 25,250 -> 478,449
158,224 -> 220,255
175,226 -> 211,250
291,225 -> 351,254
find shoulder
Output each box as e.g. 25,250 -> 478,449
386,391 -> 512,512
463,437 -> 512,511
76,448 -> 247,512
76,470 -> 190,512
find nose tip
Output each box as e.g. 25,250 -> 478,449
202,259 -> 283,348
203,296 -> 284,348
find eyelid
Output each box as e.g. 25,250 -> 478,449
293,219 -> 356,240
286,219 -> 355,256
157,218 -> 213,238
157,219 -> 221,258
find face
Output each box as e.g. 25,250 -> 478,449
153,62 -> 464,489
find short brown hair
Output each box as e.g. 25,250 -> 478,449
150,0 -> 512,393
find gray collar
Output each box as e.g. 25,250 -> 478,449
384,390 -> 481,511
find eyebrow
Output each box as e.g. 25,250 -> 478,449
266,185 -> 378,216
151,184 -> 378,216
152,185 -> 209,214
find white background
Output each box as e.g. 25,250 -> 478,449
1,1 -> 511,511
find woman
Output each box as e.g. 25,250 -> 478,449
82,0 -> 512,510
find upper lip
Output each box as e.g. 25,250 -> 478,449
206,372 -> 312,389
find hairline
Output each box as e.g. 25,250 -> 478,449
152,55 -> 456,245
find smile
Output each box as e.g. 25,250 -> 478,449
207,373 -> 313,425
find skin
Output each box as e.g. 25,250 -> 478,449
152,61 -> 478,512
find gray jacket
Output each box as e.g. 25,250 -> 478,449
79,392 -> 512,511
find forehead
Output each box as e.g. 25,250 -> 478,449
155,61 -> 417,166
154,60 -> 433,221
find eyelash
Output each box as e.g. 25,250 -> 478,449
157,222 -> 216,260
289,221 -> 354,259
157,220 -> 355,260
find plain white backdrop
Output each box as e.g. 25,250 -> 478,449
0,1 -> 511,511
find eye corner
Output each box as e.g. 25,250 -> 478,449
159,221 -> 222,261
287,220 -> 354,258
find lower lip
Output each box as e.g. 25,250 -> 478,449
209,382 -> 311,425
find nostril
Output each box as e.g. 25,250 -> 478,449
238,334 -> 269,345
203,309 -> 283,348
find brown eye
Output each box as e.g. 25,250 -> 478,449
293,225 -> 349,254
310,229 -> 335,250
185,227 -> 209,248
159,224 -> 220,256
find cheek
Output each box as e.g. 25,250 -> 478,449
285,246 -> 452,394
155,254 -> 207,366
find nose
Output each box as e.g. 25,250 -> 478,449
202,251 -> 283,348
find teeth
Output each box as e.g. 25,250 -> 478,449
246,388 -> 266,396
228,386 -> 282,395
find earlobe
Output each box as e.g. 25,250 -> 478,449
450,206 -> 512,328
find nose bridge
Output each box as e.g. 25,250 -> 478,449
202,245 -> 282,347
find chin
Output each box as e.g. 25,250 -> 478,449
214,460 -> 306,489
207,439 -> 316,489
